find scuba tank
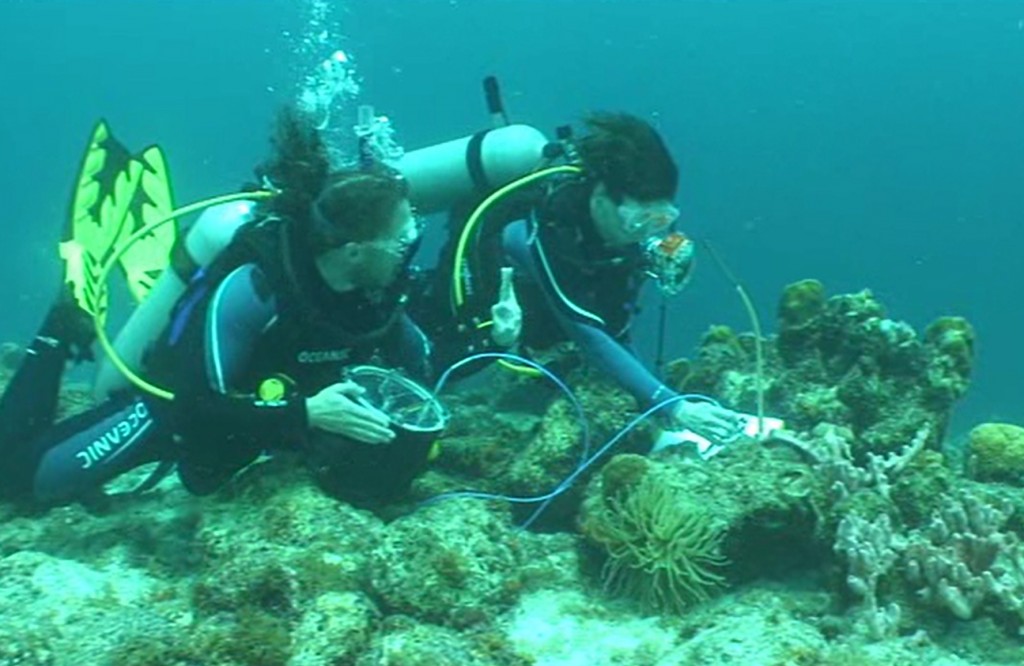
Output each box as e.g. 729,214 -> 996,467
391,123 -> 552,214
362,75 -> 558,214
94,200 -> 257,399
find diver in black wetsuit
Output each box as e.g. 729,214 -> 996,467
0,111 -> 431,505
410,113 -> 743,444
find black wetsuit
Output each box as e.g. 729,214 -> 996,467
410,179 -> 676,410
0,216 -> 430,504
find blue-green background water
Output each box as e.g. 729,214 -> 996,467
2,1 -> 1022,435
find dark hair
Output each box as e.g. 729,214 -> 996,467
256,106 -> 332,221
309,167 -> 410,252
255,107 -> 409,253
575,112 -> 678,202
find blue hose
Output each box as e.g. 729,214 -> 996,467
427,352 -> 718,527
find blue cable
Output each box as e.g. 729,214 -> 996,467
427,352 -> 719,526
433,352 -> 592,469
518,393 -> 714,528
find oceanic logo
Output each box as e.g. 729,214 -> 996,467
297,349 -> 351,364
76,402 -> 152,469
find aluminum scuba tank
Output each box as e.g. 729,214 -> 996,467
94,201 -> 255,399
391,124 -> 552,214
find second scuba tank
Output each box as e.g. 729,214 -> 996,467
391,124 -> 551,214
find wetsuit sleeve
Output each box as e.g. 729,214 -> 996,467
503,221 -> 677,411
174,264 -> 308,449
555,318 -> 676,410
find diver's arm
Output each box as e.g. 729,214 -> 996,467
502,220 -> 675,410
174,264 -> 308,447
554,310 -> 675,410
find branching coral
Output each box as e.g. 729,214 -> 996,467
834,513 -> 904,639
771,421 -> 931,502
903,492 -> 1024,624
583,474 -> 728,613
833,488 -> 1024,638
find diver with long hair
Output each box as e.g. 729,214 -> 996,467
0,108 -> 432,504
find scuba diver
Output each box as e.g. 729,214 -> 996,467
408,111 -> 745,445
0,108 -> 438,505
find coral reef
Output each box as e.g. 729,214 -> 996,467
834,513 -> 904,638
903,492 -> 1024,627
796,421 -> 1024,640
967,422 -> 1024,484
778,277 -> 827,329
426,357 -> 647,530
3,277 -> 1023,665
669,282 -> 973,460
368,500 -> 523,627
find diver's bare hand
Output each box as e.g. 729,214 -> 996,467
671,400 -> 744,443
306,381 -> 395,444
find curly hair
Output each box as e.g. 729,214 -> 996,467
310,167 -> 410,252
255,106 -> 332,221
575,112 -> 678,202
255,107 -> 409,254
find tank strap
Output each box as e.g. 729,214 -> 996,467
169,234 -> 200,283
466,130 -> 490,191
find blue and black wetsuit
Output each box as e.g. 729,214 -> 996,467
411,179 -> 675,412
0,215 -> 430,504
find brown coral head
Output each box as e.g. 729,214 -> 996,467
599,454 -> 653,503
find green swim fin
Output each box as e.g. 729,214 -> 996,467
61,120 -> 179,328
60,120 -> 144,323
113,143 -> 178,304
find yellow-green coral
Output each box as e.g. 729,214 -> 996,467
582,473 -> 729,612
924,316 -> 975,376
598,454 -> 653,502
968,422 -> 1024,483
702,324 -> 740,347
778,279 -> 826,329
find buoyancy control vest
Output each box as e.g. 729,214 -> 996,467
533,180 -> 647,338
151,214 -> 411,397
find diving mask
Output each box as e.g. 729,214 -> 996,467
643,231 -> 695,296
367,213 -> 424,257
618,197 -> 680,236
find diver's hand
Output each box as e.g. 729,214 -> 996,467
306,381 -> 395,444
671,400 -> 744,443
490,266 -> 521,347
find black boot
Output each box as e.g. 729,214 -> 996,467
37,285 -> 97,363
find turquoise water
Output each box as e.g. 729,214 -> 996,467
4,4 -> 1024,664
1,0 -> 1022,431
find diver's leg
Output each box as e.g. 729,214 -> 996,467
21,394 -> 170,504
0,289 -> 107,500
0,294 -> 95,454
